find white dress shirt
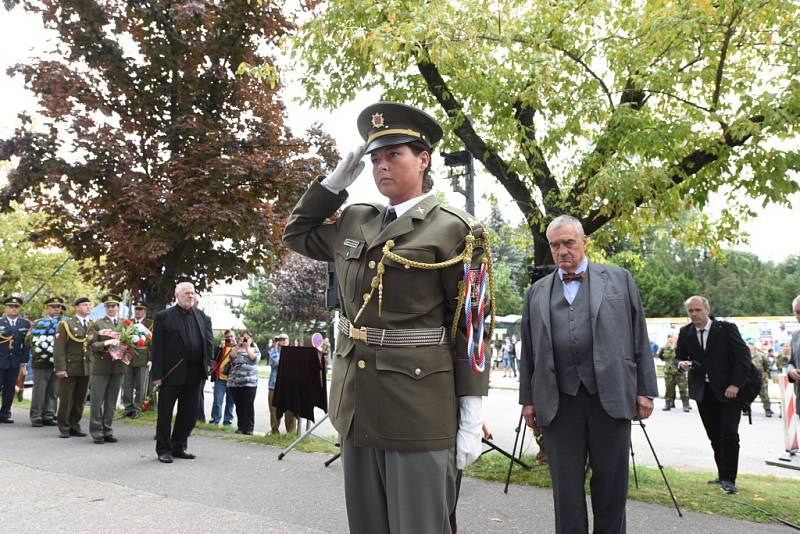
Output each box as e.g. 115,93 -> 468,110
558,256 -> 589,304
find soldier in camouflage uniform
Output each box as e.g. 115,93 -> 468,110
748,342 -> 773,417
659,335 -> 691,412
776,344 -> 791,371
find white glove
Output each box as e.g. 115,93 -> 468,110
320,143 -> 367,193
456,396 -> 483,470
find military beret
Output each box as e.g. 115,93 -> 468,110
45,296 -> 68,310
357,102 -> 443,154
73,297 -> 91,306
3,296 -> 23,306
100,294 -> 121,306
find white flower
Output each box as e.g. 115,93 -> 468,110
131,335 -> 140,343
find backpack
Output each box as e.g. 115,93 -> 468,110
738,361 -> 763,406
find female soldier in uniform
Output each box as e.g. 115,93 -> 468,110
284,102 -> 492,534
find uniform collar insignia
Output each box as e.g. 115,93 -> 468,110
371,113 -> 385,129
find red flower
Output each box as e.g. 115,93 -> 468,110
122,319 -> 132,326
137,338 -> 146,347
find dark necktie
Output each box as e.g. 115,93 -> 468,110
113,319 -> 117,326
381,207 -> 397,230
562,272 -> 584,283
699,329 -> 705,351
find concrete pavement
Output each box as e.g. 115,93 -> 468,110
1,403 -> 794,533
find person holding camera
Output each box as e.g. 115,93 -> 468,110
676,295 -> 751,495
267,333 -> 295,434
226,331 -> 260,435
209,329 -> 236,426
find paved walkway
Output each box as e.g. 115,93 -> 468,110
1,404 -> 794,533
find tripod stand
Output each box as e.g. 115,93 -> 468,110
630,421 -> 682,517
490,409 -> 533,494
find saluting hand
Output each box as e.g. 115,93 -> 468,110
320,143 -> 367,193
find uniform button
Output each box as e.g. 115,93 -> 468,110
363,293 -> 370,301
414,368 -> 421,376
357,360 -> 366,369
368,260 -> 376,269
404,265 -> 411,270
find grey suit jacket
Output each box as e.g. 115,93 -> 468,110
519,261 -> 659,427
788,330 -> 800,399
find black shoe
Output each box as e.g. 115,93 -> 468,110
158,453 -> 174,463
93,437 -> 105,444
43,420 -> 57,426
69,430 -> 87,437
682,404 -> 691,412
104,435 -> 118,443
707,478 -> 721,485
765,409 -> 773,418
172,450 -> 196,460
661,404 -> 672,411
130,411 -> 140,420
0,418 -> 14,424
31,421 -> 43,428
720,480 -> 738,494
59,432 -> 70,438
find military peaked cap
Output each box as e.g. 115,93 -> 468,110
132,300 -> 147,309
357,102 -> 443,154
73,297 -> 91,306
45,296 -> 68,310
3,296 -> 23,306
100,294 -> 121,306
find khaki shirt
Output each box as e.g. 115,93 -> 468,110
89,317 -> 127,376
284,179 -> 490,452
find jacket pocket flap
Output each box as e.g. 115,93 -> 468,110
375,346 -> 452,380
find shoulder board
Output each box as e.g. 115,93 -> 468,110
439,205 -> 484,235
344,202 -> 384,213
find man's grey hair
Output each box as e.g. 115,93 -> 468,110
546,215 -> 585,239
792,294 -> 800,311
175,281 -> 194,294
684,295 -> 710,311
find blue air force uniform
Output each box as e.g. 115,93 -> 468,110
0,296 -> 32,423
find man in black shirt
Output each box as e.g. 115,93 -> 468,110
151,282 -> 213,463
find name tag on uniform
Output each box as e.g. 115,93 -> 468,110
343,238 -> 361,248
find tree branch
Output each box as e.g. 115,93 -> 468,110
711,8 -> 742,111
513,98 -> 559,212
549,43 -> 615,110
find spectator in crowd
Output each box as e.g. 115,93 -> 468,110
659,334 -> 691,412
268,333 -> 296,434
776,343 -> 792,371
676,295 -> 750,495
492,340 -> 503,370
209,329 -> 236,427
502,336 -> 514,378
513,334 -> 521,380
226,331 -> 260,435
788,295 -> 800,401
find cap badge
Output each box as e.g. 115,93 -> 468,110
371,113 -> 385,129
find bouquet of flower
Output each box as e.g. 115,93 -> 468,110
99,319 -> 152,365
30,317 -> 61,364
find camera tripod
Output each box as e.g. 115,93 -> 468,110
629,420 -> 682,517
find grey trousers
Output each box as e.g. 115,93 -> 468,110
30,367 -> 58,423
89,374 -> 123,439
340,432 -> 456,534
542,386 -> 631,534
121,365 -> 149,413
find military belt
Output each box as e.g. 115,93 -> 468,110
338,317 -> 449,347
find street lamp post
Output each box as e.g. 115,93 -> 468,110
441,149 -> 475,215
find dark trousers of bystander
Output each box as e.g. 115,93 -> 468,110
229,386 -> 256,434
156,380 -> 202,455
697,383 -> 742,483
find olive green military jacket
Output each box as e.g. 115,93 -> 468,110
284,179 -> 490,453
130,318 -> 153,367
89,318 -> 127,376
53,316 -> 92,377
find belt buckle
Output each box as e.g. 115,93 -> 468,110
349,325 -> 368,345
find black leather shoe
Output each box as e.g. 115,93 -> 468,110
707,478 -> 721,484
69,430 -> 87,437
59,432 -> 70,438
31,421 -> 43,427
172,450 -> 196,460
43,420 -> 57,426
104,435 -> 118,443
765,409 -> 774,418
93,437 -> 105,444
720,480 -> 738,494
0,418 -> 14,424
158,453 -> 174,463
130,411 -> 140,419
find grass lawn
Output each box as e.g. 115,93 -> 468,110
14,397 -> 798,525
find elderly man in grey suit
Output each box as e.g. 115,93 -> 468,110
788,295 -> 800,401
519,215 -> 658,534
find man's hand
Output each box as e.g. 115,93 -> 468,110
634,396 -> 654,421
678,361 -> 691,371
522,404 -> 538,430
152,379 -> 162,387
55,370 -> 68,379
105,338 -> 120,347
724,385 -> 739,399
320,144 -> 367,193
788,368 -> 800,382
